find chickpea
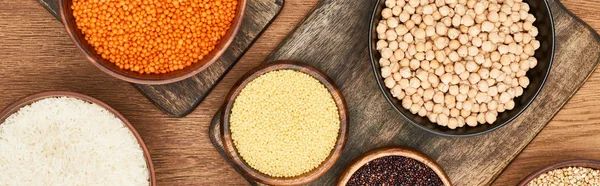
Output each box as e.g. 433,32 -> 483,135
391,85 -> 406,99
481,21 -> 495,32
449,51 -> 460,62
406,87 -> 418,95
472,102 -> 481,113
461,15 -> 475,26
409,103 -> 420,114
449,85 -> 460,95
377,40 -> 389,50
467,46 -> 478,56
456,93 -> 467,102
436,66 -> 445,75
426,25 -> 437,36
409,78 -> 421,88
387,18 -> 400,28
477,113 -> 486,124
385,77 -> 396,88
519,76 -> 530,88
523,44 -> 535,56
385,0 -> 396,8
468,73 -> 481,84
480,103 -> 489,113
457,116 -> 466,127
485,111 -> 498,124
448,29 -> 461,40
466,116 -> 478,126
428,113 -> 438,123
399,12 -> 411,22
404,4 -> 416,15
416,107 -> 427,116
393,73 -> 402,82
475,92 -> 488,103
381,66 -> 393,78
505,100 -> 516,110
455,4 -> 467,16
481,41 -> 495,52
377,23 -> 388,34
380,59 -> 391,67
410,59 -> 421,69
392,6 -> 403,16
437,114 -> 449,126
382,8 -> 393,19
451,74 -> 461,85
445,95 -> 457,108
440,73 -> 453,84
457,45 -> 468,57
386,30 -> 398,41
515,87 -> 524,97
478,80 -> 489,92
377,0 -> 539,129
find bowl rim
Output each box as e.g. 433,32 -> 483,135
0,91 -> 157,186
336,146 -> 452,186
517,159 -> 600,186
220,60 -> 349,185
57,0 -> 248,85
368,0 -> 556,137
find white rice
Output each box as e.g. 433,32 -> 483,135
0,97 -> 150,185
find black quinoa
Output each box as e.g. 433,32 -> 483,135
346,156 -> 443,186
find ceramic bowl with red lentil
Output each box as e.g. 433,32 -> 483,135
58,0 -> 247,84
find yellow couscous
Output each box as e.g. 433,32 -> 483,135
229,69 -> 340,177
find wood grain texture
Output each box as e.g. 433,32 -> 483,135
210,0 -> 600,185
37,0 -> 283,117
3,0 -> 600,185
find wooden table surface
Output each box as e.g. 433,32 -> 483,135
0,0 -> 599,185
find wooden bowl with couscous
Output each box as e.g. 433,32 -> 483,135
0,91 -> 156,185
220,61 -> 349,185
58,0 -> 247,85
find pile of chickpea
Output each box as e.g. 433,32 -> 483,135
376,0 -> 540,128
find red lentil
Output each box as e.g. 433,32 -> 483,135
71,0 -> 238,74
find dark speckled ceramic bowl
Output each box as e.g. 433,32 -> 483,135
369,0 -> 555,137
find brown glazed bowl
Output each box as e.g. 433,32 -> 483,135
518,159 -> 600,186
0,91 -> 156,186
58,0 -> 247,85
337,147 -> 452,186
220,60 -> 349,185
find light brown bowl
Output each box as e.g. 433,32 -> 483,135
58,0 -> 247,85
220,60 -> 349,185
518,159 -> 600,186
337,147 -> 452,186
0,91 -> 156,185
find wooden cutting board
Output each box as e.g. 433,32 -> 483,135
37,0 -> 283,117
210,0 -> 600,185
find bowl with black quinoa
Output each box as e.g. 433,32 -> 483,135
337,147 -> 451,186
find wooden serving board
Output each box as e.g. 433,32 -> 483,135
210,0 -> 600,185
37,0 -> 283,117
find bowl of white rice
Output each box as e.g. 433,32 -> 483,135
0,91 -> 155,185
